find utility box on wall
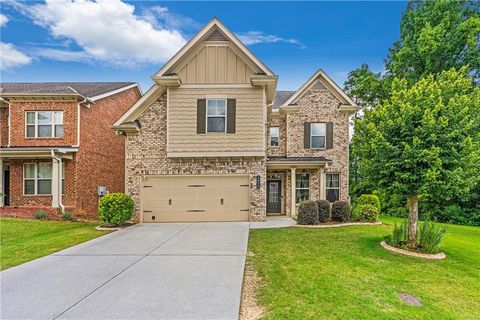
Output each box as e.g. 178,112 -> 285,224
98,186 -> 107,197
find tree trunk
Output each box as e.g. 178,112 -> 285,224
407,195 -> 419,248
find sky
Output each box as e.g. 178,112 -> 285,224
0,1 -> 407,92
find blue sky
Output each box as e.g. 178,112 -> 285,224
0,1 -> 406,92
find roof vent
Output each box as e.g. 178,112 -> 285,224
206,28 -> 228,42
311,81 -> 326,90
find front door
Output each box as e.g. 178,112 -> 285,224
3,167 -> 9,206
267,180 -> 281,214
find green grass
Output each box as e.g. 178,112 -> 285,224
248,216 -> 480,319
0,218 -> 110,270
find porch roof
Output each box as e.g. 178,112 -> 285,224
267,156 -> 332,169
0,146 -> 78,159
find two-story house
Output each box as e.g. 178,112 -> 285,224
0,82 -> 141,218
113,18 -> 358,222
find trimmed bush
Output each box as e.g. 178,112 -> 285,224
297,200 -> 319,225
98,193 -> 135,225
356,194 -> 381,211
34,210 -> 49,220
316,200 -> 330,223
352,204 -> 379,222
331,201 -> 351,222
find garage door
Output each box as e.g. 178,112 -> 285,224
141,175 -> 250,222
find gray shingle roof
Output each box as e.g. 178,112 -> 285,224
0,82 -> 136,98
272,90 -> 296,109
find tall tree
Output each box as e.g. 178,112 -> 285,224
352,68 -> 480,246
344,64 -> 388,111
386,0 -> 480,84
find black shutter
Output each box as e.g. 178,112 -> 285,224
197,99 -> 206,134
326,122 -> 333,149
304,122 -> 311,149
227,99 -> 236,133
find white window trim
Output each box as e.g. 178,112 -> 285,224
310,122 -> 326,149
23,162 -> 52,196
25,111 -> 64,138
295,173 -> 310,204
325,172 -> 340,202
270,127 -> 280,147
206,98 -> 227,133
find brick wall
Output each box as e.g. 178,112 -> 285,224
73,87 -> 139,217
8,100 -> 78,146
0,107 -> 8,146
266,117 -> 286,157
125,94 -> 267,221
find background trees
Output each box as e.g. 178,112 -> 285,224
347,0 -> 480,227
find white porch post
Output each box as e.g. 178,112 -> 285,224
320,167 -> 326,200
58,159 -> 63,208
51,157 -> 59,208
290,167 -> 296,216
0,159 -> 3,207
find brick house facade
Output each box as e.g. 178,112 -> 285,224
0,83 -> 141,218
114,18 -> 358,222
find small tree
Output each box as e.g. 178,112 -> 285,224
353,68 -> 480,247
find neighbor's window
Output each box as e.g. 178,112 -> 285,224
326,173 -> 340,202
270,127 -> 279,146
295,173 -> 310,203
206,99 -> 226,133
310,123 -> 326,149
24,163 -> 52,195
26,111 -> 63,138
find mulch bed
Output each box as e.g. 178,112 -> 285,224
295,221 -> 382,228
239,258 -> 265,320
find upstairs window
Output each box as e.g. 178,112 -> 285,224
310,123 -> 326,149
270,127 -> 279,146
26,111 -> 63,138
206,99 -> 226,133
326,173 -> 340,202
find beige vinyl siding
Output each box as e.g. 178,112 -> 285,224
176,45 -> 256,84
168,87 -> 265,154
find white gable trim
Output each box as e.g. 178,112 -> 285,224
90,83 -> 141,102
153,18 -> 274,78
280,69 -> 358,108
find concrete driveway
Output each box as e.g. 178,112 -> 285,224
1,222 -> 249,320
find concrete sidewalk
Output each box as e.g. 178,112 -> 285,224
1,222 -> 249,320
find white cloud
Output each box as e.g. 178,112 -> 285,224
0,42 -> 32,70
6,0 -> 187,66
236,31 -> 305,48
142,6 -> 201,33
32,48 -> 92,63
0,14 -> 8,27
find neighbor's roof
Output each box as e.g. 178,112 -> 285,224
272,91 -> 296,109
0,82 -> 138,99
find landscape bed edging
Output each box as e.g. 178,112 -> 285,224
295,221 -> 382,228
380,241 -> 446,260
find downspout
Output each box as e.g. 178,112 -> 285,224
51,150 -> 65,214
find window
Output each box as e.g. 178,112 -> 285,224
24,163 -> 52,195
326,173 -> 340,202
26,111 -> 63,138
206,99 -> 226,133
270,127 -> 279,146
295,173 -> 310,203
310,123 -> 326,149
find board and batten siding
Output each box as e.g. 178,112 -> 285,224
167,87 -> 265,154
176,45 -> 257,84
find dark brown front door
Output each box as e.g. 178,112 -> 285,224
267,180 -> 281,214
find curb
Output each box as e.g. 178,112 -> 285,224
380,241 -> 446,260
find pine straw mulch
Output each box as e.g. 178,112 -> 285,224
239,252 -> 266,320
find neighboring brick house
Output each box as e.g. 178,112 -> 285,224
0,82 -> 141,218
113,18 -> 358,222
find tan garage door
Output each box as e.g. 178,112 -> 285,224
141,175 -> 250,222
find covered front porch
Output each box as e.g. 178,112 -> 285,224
266,156 -> 335,217
0,147 -> 77,210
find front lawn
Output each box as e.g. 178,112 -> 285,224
248,216 -> 480,319
0,218 -> 110,270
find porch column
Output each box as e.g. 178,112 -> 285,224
290,167 -> 296,216
320,167 -> 326,200
0,159 -> 3,207
51,157 -> 60,208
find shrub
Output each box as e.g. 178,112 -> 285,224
418,221 -> 446,254
34,210 -> 49,220
62,211 -> 74,221
331,201 -> 351,222
356,194 -> 381,211
297,200 -> 319,225
316,200 -> 330,223
98,193 -> 135,225
385,220 -> 408,248
352,204 -> 379,222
